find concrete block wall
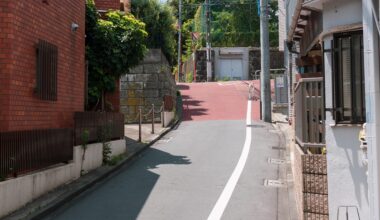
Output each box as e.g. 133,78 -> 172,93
120,49 -> 177,123
0,139 -> 126,218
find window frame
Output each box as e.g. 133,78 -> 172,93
332,31 -> 366,124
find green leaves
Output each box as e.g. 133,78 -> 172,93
86,1 -> 148,110
131,0 -> 177,65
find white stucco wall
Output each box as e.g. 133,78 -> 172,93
322,0 -> 369,219
0,139 -> 126,218
323,0 -> 362,30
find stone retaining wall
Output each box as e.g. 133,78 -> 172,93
120,49 -> 176,123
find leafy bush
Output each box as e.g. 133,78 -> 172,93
86,0 -> 147,110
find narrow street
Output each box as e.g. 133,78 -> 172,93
44,81 -> 293,220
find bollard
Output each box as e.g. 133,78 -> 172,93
161,101 -> 165,127
151,104 -> 155,134
138,108 -> 142,142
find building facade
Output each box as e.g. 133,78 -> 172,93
284,0 -> 380,219
0,0 -> 85,132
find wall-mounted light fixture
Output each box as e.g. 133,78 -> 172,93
71,23 -> 79,32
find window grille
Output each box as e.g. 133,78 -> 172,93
36,40 -> 58,101
332,31 -> 365,124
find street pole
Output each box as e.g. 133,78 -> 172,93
260,0 -> 271,122
178,0 -> 182,82
206,0 -> 212,81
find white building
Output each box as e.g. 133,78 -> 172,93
284,0 -> 380,219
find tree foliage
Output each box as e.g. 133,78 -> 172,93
131,0 -> 177,65
167,0 -> 279,62
86,0 -> 147,110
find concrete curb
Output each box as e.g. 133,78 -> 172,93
19,119 -> 181,220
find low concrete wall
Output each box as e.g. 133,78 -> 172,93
163,111 -> 175,127
0,139 -> 125,218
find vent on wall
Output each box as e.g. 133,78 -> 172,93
36,39 -> 58,101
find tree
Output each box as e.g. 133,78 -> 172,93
86,0 -> 147,110
131,0 -> 177,65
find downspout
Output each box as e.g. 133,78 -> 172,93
363,1 -> 380,219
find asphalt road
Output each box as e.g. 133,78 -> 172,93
45,81 -> 293,220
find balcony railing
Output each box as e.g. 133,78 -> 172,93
294,77 -> 325,149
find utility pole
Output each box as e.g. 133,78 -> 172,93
205,0 -> 212,81
178,0 -> 182,82
260,0 -> 271,122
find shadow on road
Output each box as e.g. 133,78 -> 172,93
180,94 -> 209,121
50,148 -> 191,220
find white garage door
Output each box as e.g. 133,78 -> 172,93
220,59 -> 243,80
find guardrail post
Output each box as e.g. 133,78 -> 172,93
161,101 -> 165,127
151,104 -> 155,134
138,107 -> 142,142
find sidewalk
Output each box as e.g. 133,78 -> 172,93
272,110 -> 299,220
4,123 -> 176,220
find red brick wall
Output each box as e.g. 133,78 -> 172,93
0,0 -> 85,132
94,0 -> 120,11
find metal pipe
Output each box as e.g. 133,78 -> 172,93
151,104 -> 155,134
162,101 -> 165,127
138,108 -> 142,142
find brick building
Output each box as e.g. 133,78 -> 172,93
0,0 -> 85,132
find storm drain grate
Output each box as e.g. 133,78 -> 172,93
264,179 -> 287,188
272,146 -> 286,150
268,157 -> 286,165
247,124 -> 265,128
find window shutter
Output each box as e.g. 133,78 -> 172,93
36,40 -> 58,101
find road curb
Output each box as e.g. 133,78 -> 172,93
24,118 -> 181,220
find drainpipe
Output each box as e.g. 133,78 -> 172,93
363,1 -> 380,219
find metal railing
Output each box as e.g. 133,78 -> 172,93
74,112 -> 125,145
135,102 -> 166,142
294,77 -> 325,149
0,128 -> 73,179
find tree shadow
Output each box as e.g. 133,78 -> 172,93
50,148 -> 191,220
179,93 -> 209,121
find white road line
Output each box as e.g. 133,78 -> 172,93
207,100 -> 252,220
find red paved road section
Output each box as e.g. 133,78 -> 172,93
179,81 -> 261,121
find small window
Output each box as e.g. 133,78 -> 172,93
36,40 -> 58,101
333,31 -> 365,124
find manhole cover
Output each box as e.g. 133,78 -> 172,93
264,179 -> 287,188
157,137 -> 172,143
268,158 -> 286,165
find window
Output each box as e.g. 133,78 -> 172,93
36,40 -> 58,101
333,31 -> 365,123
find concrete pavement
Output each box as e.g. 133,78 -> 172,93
42,81 -> 296,220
